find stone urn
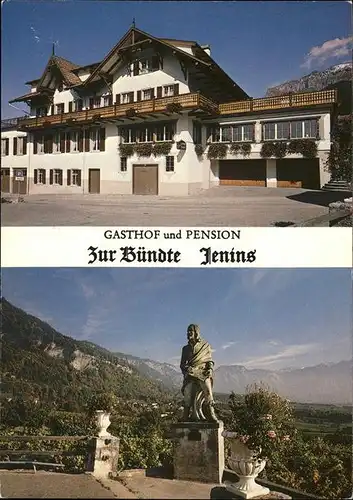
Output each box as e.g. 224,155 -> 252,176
95,410 -> 111,437
222,431 -> 270,499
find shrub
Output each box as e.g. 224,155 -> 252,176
207,143 -> 228,159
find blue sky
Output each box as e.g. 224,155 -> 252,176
2,268 -> 352,370
2,1 -> 351,118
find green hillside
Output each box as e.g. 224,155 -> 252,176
1,298 -> 169,410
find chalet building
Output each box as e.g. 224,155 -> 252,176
1,25 -> 337,196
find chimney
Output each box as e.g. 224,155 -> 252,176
201,44 -> 211,56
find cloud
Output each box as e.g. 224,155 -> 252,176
267,339 -> 280,346
242,343 -> 318,369
221,341 -> 238,350
302,37 -> 353,69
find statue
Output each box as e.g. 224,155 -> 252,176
180,324 -> 218,422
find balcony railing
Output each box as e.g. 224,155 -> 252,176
18,93 -> 219,130
219,90 -> 337,115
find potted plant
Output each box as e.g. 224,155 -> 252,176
119,143 -> 134,157
153,141 -> 173,156
134,143 -> 153,157
207,143 -> 228,159
194,144 -> 204,157
222,384 -> 295,499
86,392 -> 116,437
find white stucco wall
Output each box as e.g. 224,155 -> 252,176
1,130 -> 29,167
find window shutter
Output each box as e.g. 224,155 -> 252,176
49,169 -> 54,185
84,130 -> 90,152
13,137 -> 17,156
115,94 -> 121,105
99,128 -> 106,151
151,55 -> 159,71
60,133 -> 65,153
173,84 -> 179,95
34,169 -> 38,184
67,169 -> 71,186
43,170 -> 46,184
157,86 -> 162,98
66,132 -> 71,152
5,138 -> 9,155
51,104 -> 55,115
78,170 -> 82,187
108,95 -> 113,106
78,130 -> 84,152
133,61 -> 139,76
129,92 -> 134,103
89,98 -> 94,109
23,137 -> 27,155
78,99 -> 83,111
69,102 -> 73,113
48,135 -> 53,154
136,90 -> 141,101
44,136 -> 48,154
59,170 -> 63,185
150,88 -> 155,99
33,136 -> 38,154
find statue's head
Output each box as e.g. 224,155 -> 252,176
187,324 -> 200,345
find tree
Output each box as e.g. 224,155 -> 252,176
326,115 -> 352,184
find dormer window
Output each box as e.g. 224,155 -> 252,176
164,85 -> 175,97
36,107 -> 48,117
89,97 -> 101,109
142,88 -> 153,101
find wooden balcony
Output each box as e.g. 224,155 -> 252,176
17,93 -> 219,130
219,89 -> 337,115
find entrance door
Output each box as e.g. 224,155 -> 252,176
89,169 -> 101,194
133,164 -> 158,195
1,168 -> 10,193
12,168 -> 28,194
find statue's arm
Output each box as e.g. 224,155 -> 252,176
180,346 -> 188,375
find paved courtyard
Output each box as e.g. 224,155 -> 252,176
2,186 -> 347,227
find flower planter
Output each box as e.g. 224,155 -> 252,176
95,410 -> 111,437
222,431 -> 270,499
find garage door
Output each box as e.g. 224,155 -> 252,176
133,164 -> 158,195
277,159 -> 320,189
219,160 -> 266,187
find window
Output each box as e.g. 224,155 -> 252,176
193,122 -> 202,145
1,138 -> 9,156
67,169 -> 81,186
263,122 -> 276,140
232,125 -> 242,142
35,135 -> 44,154
142,88 -> 153,101
103,95 -> 113,107
220,126 -> 232,142
166,156 -> 174,172
304,119 -> 318,138
290,121 -> 302,139
164,85 -> 175,97
121,128 -> 136,143
13,137 -> 27,155
90,128 -> 100,151
120,157 -> 127,172
130,56 -> 160,76
155,123 -> 175,142
34,169 -> 46,185
55,103 -> 65,114
276,121 -> 290,140
53,133 -> 61,153
137,126 -> 153,143
243,124 -> 255,142
93,98 -> 101,109
50,169 -> 63,185
207,126 -> 220,143
74,99 -> 83,112
71,131 -> 79,152
121,92 -> 133,104
36,107 -> 47,117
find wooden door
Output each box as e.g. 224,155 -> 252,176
12,168 -> 27,194
133,164 -> 158,195
219,160 -> 266,187
1,168 -> 10,193
89,169 -> 100,194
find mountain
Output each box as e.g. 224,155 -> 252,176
213,361 -> 352,405
1,298 -> 350,405
1,298 -> 169,408
266,62 -> 352,115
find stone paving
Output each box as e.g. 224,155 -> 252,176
2,186 -> 346,227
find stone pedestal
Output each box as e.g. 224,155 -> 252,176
170,421 -> 224,484
87,435 -> 120,479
